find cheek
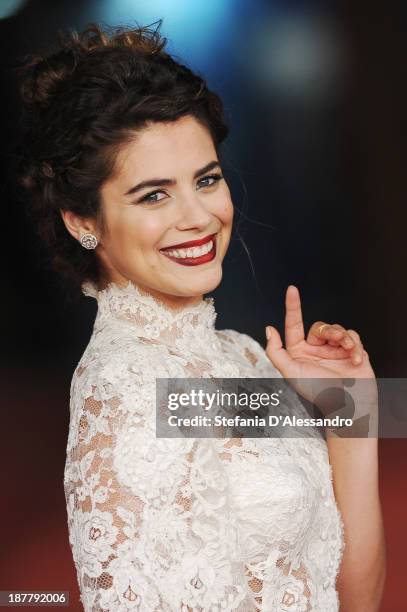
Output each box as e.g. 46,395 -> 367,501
108,211 -> 165,251
217,197 -> 234,226
212,183 -> 234,226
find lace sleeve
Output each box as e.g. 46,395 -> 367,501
64,359 -> 249,611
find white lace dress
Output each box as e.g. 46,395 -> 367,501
64,280 -> 345,612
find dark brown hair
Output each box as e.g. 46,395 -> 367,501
18,21 -> 229,297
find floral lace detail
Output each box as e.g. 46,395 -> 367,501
81,280 -> 220,353
65,280 -> 345,611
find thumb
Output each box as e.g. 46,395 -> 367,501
265,325 -> 293,376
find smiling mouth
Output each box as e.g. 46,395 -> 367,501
159,234 -> 217,266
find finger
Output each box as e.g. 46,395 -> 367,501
347,329 -> 364,365
284,285 -> 305,349
307,321 -> 345,346
330,324 -> 357,350
265,325 -> 295,374
347,329 -> 361,344
322,327 -> 365,364
309,322 -> 356,351
308,321 -> 331,345
303,343 -> 351,359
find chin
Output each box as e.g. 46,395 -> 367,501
170,268 -> 223,298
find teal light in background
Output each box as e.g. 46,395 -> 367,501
241,12 -> 347,104
95,0 -> 233,69
0,0 -> 26,19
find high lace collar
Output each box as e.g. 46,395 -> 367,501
81,279 -> 220,350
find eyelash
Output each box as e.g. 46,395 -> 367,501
138,173 -> 224,204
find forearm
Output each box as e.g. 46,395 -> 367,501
326,433 -> 386,611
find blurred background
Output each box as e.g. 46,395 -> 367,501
0,0 -> 406,609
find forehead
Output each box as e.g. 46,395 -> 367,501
116,115 -> 216,178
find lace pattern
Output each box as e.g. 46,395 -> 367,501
64,280 -> 345,611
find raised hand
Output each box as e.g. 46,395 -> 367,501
265,285 -> 375,381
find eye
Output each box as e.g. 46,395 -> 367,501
137,173 -> 224,205
197,173 -> 224,189
138,191 -> 166,204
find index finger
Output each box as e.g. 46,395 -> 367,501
285,285 -> 305,348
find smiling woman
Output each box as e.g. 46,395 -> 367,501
17,20 -> 385,612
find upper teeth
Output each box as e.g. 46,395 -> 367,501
163,240 -> 214,259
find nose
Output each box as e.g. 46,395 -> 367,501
175,192 -> 213,231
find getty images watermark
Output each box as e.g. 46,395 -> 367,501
166,388 -> 353,428
156,378 -> 407,439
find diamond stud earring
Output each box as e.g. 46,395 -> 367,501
80,233 -> 98,250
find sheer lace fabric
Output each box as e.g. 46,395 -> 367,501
64,281 -> 345,611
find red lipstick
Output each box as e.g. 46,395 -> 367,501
159,233 -> 217,266
160,233 -> 216,251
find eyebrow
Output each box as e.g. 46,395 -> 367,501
124,160 -> 221,196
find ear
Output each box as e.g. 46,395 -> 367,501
60,209 -> 98,243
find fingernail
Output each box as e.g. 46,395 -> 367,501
355,354 -> 362,364
266,326 -> 272,340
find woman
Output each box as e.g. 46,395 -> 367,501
18,23 -> 385,611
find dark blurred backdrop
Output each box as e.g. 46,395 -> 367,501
0,1 -> 406,610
